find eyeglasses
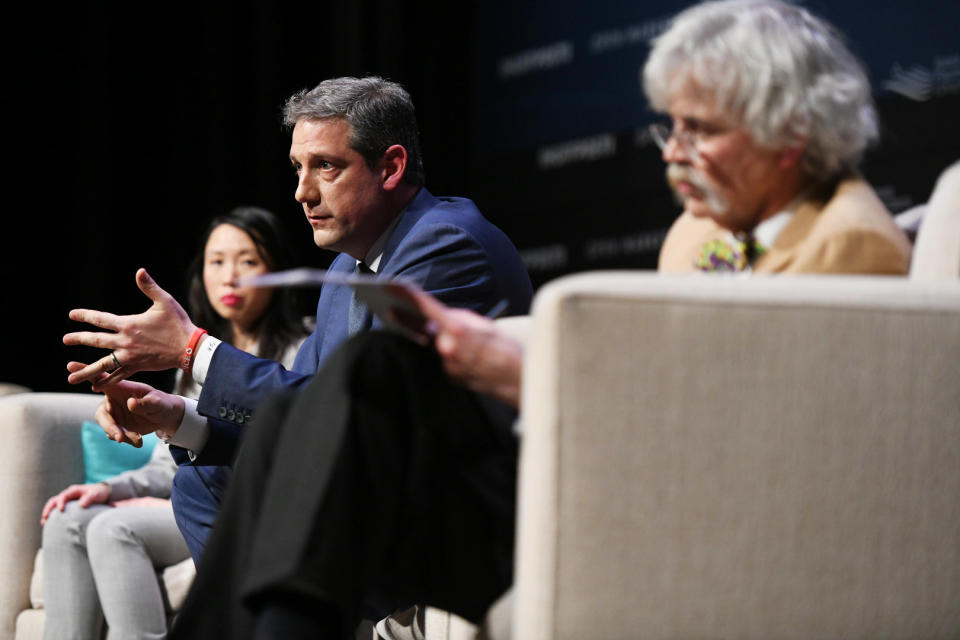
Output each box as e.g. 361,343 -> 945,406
648,122 -> 702,163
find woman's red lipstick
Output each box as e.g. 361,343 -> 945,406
221,294 -> 242,307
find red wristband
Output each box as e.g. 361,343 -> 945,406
181,328 -> 208,372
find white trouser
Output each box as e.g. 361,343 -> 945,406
42,501 -> 190,640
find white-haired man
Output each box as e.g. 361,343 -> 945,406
650,0 -> 910,273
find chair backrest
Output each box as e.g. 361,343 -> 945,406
515,272 -> 960,639
0,383 -> 31,397
0,393 -> 99,639
910,160 -> 960,280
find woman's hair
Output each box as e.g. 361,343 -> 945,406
643,0 -> 877,181
186,206 -> 305,362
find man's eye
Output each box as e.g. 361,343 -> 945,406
692,122 -> 724,138
320,161 -> 333,170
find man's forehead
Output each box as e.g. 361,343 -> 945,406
290,117 -> 352,149
667,88 -> 719,120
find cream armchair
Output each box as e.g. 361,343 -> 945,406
512,272 -> 960,638
0,392 -> 195,640
0,393 -> 99,638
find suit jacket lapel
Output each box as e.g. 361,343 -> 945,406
315,254 -> 360,365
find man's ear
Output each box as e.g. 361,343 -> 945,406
778,141 -> 805,169
380,145 -> 408,190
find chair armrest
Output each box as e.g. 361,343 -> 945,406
911,160 -> 960,280
0,392 -> 101,638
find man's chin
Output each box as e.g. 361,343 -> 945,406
313,229 -> 343,251
678,194 -> 713,217
669,187 -> 687,209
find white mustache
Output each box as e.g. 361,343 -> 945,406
667,163 -> 709,191
666,164 -> 730,216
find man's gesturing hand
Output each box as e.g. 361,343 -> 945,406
64,268 -> 198,385
93,378 -> 185,448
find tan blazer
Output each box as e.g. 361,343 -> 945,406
658,176 -> 912,275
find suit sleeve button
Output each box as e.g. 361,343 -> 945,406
218,406 -> 227,418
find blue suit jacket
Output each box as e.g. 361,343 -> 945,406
179,188 -> 532,464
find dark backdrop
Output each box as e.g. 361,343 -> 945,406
10,1 -> 474,393
8,1 -> 959,393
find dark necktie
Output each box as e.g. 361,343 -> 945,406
348,262 -> 373,335
695,232 -> 766,272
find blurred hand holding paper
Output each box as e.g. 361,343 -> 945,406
237,268 -> 435,341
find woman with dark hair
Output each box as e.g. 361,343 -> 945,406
41,207 -> 307,640
176,206 -> 308,397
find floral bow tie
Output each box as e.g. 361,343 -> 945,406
695,232 -> 766,272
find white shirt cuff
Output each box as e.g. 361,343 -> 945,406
163,397 -> 210,459
191,335 -> 222,386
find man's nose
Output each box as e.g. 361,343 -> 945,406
662,135 -> 691,165
295,174 -> 318,203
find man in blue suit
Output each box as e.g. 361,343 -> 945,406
65,76 -> 532,563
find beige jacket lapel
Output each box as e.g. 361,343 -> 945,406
754,176 -> 910,274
